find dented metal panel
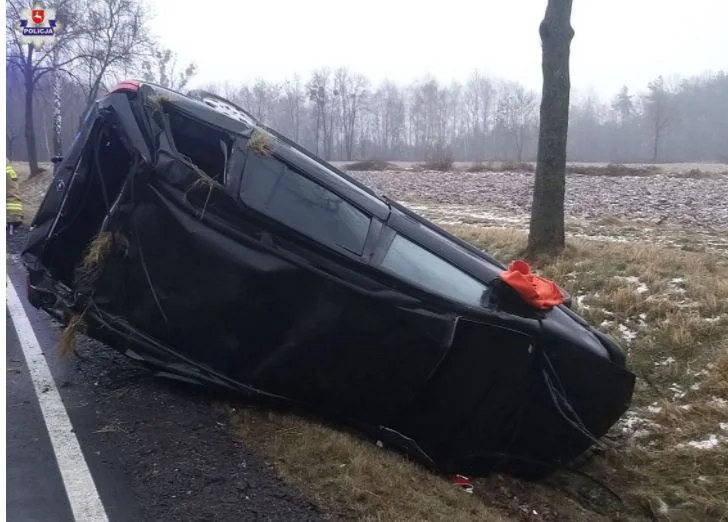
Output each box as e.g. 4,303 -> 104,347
22,81 -> 635,479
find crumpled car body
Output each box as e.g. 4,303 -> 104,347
22,80 -> 635,479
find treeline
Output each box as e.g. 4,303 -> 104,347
201,70 -> 728,164
6,0 -> 727,165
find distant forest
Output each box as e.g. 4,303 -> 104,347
6,65 -> 728,164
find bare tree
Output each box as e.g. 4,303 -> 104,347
527,0 -> 574,258
141,44 -> 197,91
379,81 -> 406,156
6,0 -> 86,176
283,74 -> 304,142
611,85 -> 634,124
307,69 -> 332,157
464,71 -> 494,160
505,84 -> 538,161
69,0 -> 150,119
249,79 -> 279,123
644,75 -> 678,162
335,67 -> 370,161
6,61 -> 25,160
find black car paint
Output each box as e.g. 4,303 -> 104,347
22,81 -> 636,479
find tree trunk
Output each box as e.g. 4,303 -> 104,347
53,48 -> 63,158
24,48 -> 41,177
314,108 -> 321,155
526,0 -> 574,258
517,127 -> 525,161
652,129 -> 660,162
53,71 -> 63,157
7,136 -> 16,160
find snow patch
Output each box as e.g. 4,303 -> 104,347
669,383 -> 686,400
709,397 -> 728,409
655,357 -> 676,366
621,276 -> 641,284
618,410 -> 657,439
667,278 -> 687,295
615,275 -> 649,294
618,323 -> 637,342
676,301 -> 700,309
677,434 -> 723,450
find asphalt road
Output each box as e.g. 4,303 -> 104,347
6,231 -> 323,522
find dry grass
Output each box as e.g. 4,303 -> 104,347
59,312 -> 87,357
464,161 -> 535,173
565,164 -> 661,177
76,231 -> 128,289
248,128 -> 274,156
61,230 -> 131,358
594,215 -> 626,227
145,92 -> 170,112
443,226 -> 728,522
227,406 -> 511,522
82,231 -> 114,272
704,347 -> 728,399
227,225 -> 728,522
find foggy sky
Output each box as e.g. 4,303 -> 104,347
147,0 -> 727,98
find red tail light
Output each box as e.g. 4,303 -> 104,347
110,80 -> 140,93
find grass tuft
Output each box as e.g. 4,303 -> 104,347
248,128 -> 274,156
82,231 -> 114,273
59,313 -> 87,358
145,93 -> 170,112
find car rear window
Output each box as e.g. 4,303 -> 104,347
380,234 -> 489,308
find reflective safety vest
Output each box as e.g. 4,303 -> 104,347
6,160 -> 24,224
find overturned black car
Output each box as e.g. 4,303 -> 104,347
22,80 -> 635,479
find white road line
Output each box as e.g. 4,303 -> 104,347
7,278 -> 109,522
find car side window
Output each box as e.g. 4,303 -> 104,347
380,235 -> 489,307
241,153 -> 371,255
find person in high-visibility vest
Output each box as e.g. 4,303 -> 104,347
6,160 -> 24,235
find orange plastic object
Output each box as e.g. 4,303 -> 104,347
499,260 -> 565,310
